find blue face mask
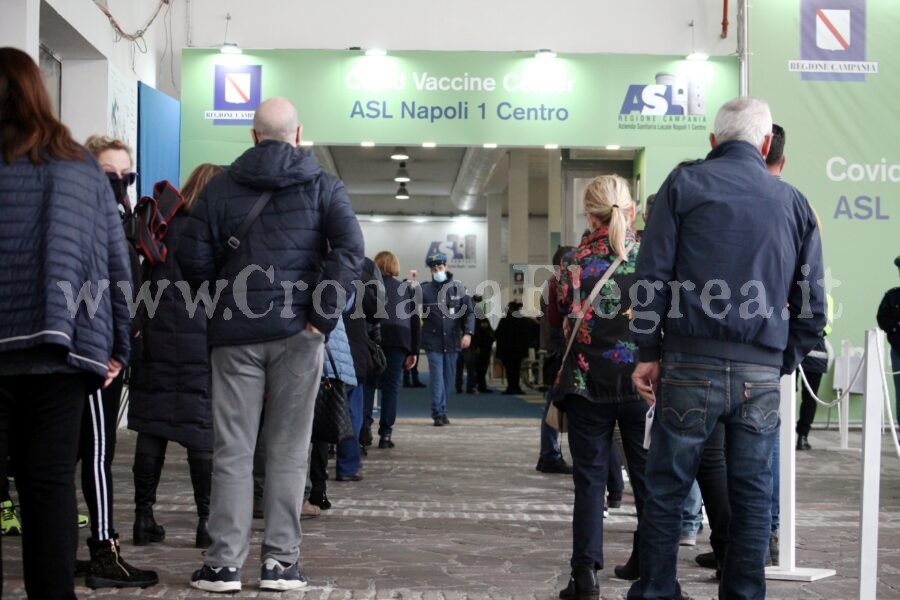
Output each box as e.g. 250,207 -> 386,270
432,271 -> 447,283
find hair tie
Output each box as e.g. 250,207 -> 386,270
611,204 -> 620,209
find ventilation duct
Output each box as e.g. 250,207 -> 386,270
449,147 -> 506,211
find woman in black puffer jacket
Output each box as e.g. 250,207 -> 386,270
128,163 -> 222,549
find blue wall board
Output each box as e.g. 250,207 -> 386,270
137,82 -> 180,198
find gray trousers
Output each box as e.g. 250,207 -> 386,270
205,329 -> 324,568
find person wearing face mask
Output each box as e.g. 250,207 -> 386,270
79,135 -> 158,589
419,253 -> 475,426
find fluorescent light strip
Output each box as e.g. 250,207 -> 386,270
360,141 -> 375,147
421,142 -> 437,148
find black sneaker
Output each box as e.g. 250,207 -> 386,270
441,415 -> 450,425
433,417 -> 444,427
378,437 -> 395,449
190,564 -> 241,593
536,457 -> 573,474
359,427 -> 373,448
308,489 -> 332,510
259,558 -> 307,591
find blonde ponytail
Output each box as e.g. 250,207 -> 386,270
582,174 -> 634,260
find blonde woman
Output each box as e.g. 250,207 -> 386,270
553,175 -> 647,599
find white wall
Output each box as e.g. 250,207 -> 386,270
155,0 -> 738,98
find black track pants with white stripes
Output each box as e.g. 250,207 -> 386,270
78,373 -> 123,541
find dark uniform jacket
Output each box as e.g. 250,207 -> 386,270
420,273 -> 475,353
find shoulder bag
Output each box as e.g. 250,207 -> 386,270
311,346 -> 355,444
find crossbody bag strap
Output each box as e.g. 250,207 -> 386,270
226,190 -> 274,252
555,242 -> 634,380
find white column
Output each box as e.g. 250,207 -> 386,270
547,149 -> 562,255
0,0 -> 40,60
508,150 -> 529,265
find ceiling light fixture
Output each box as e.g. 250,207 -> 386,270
483,143 -> 498,149
544,143 -> 559,150
365,48 -> 387,57
685,20 -> 709,61
360,141 -> 375,147
394,162 -> 411,183
395,182 -> 410,200
422,142 -> 437,148
300,140 -> 314,147
390,146 -> 410,160
219,13 -> 242,54
535,49 -> 557,59
605,144 -> 621,150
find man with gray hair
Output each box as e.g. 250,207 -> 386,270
626,97 -> 825,600
180,97 -> 364,592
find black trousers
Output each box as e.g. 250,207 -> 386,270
795,371 -> 824,437
474,347 -> 491,391
0,373 -> 90,600
135,431 -> 213,461
309,441 -> 330,493
79,373 -> 124,541
502,357 -> 523,392
455,349 -> 477,392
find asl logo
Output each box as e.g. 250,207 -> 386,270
425,234 -> 477,266
619,73 -> 705,116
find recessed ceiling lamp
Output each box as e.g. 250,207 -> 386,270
483,143 -> 498,149
544,143 -> 559,150
360,141 -> 375,147
606,144 -> 621,150
365,48 -> 387,57
395,182 -> 410,200
422,142 -> 437,148
394,162 -> 411,183
390,146 -> 409,160
299,140 -> 314,147
535,49 -> 557,59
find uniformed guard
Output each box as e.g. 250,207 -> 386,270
419,253 -> 475,426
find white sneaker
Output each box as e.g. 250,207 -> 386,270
679,531 -> 698,546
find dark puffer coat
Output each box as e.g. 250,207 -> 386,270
128,212 -> 212,450
178,141 -> 365,345
0,154 -> 132,378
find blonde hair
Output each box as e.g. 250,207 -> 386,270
84,134 -> 132,165
374,251 -> 400,277
583,174 -> 634,260
180,163 -> 223,212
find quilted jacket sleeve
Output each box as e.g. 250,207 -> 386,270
104,185 -> 133,365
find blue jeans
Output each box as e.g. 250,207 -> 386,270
426,351 -> 458,419
378,348 -> 406,438
336,385 -> 364,478
770,432 -> 780,532
566,396 -> 648,570
681,481 -> 703,536
628,352 -> 780,600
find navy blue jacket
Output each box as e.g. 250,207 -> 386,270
380,275 -> 421,356
0,154 -> 132,379
420,274 -> 475,353
178,141 -> 364,346
129,213 -> 212,450
634,141 -> 826,374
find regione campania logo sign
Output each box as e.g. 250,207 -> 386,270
789,0 -> 878,81
205,64 -> 262,125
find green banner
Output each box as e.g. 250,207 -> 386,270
750,0 -> 900,406
180,49 -> 738,197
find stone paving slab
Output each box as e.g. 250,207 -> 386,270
2,421 -> 899,599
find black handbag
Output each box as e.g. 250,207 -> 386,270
311,347 -> 355,444
367,338 -> 388,376
545,246 -> 632,431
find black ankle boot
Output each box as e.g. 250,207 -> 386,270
132,453 -> 165,545
614,531 -> 640,580
86,535 -> 158,589
559,565 -> 599,600
188,456 -> 213,548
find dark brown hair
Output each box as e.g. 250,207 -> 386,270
180,163 -> 223,212
0,47 -> 83,165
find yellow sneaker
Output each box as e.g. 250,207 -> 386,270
77,514 -> 89,528
1,500 -> 21,536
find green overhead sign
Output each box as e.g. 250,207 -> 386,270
180,49 -> 739,191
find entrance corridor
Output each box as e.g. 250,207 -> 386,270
2,422 -> 899,598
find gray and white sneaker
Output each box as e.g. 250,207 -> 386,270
260,558 -> 307,591
190,565 -> 241,593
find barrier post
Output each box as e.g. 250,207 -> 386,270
840,340 -> 852,449
766,372 -> 836,581
859,329 -> 884,599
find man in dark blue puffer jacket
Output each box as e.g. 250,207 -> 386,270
626,97 -> 826,600
180,97 -> 363,593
